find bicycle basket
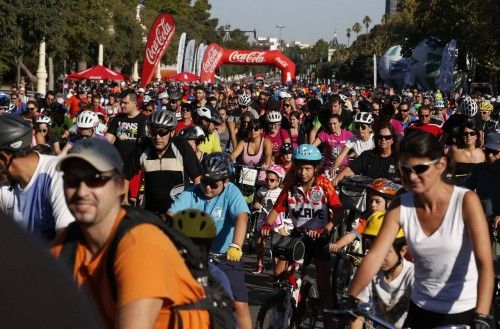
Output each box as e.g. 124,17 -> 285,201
270,235 -> 305,262
339,176 -> 373,212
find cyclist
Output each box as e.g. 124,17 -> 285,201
479,101 -> 498,135
168,152 -> 252,329
349,211 -> 414,329
178,125 -> 206,162
195,106 -> 223,154
60,110 -> 101,155
347,131 -> 494,328
0,113 -> 74,241
227,94 -> 259,149
262,110 -> 291,157
262,144 -> 342,327
35,115 -> 61,155
123,109 -> 202,213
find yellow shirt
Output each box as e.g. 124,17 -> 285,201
199,132 -> 222,154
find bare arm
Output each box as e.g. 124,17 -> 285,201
329,232 -> 357,252
106,132 -> 116,144
334,166 -> 355,186
227,120 -> 238,149
116,298 -> 163,329
52,141 -> 61,155
308,126 -> 320,144
230,141 -> 245,162
462,191 -> 494,315
332,145 -> 350,175
347,202 -> 402,297
263,139 -> 273,167
232,212 -> 249,247
312,137 -> 322,147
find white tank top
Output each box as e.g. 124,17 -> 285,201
399,186 -> 477,314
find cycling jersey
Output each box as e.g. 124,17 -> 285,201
0,154 -> 74,241
273,175 -> 342,229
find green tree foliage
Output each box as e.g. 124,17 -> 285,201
352,22 -> 362,39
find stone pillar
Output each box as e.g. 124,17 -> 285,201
36,40 -> 48,96
132,61 -> 140,82
98,44 -> 104,66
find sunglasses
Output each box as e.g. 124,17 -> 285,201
463,131 -> 477,137
201,178 -> 222,189
27,107 -> 36,111
419,114 -> 430,118
480,111 -> 490,115
284,104 -> 291,107
39,129 -> 48,133
400,109 -> 410,112
485,148 -> 499,156
399,159 -> 438,176
240,105 -> 248,109
251,126 -> 261,131
356,124 -> 368,130
150,128 -> 171,137
377,134 -> 393,141
143,108 -> 154,113
64,172 -> 115,188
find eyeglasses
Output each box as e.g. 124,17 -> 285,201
63,172 -> 116,188
463,131 -> 477,137
377,134 -> 393,141
356,124 -> 368,130
265,178 -> 277,183
485,148 -> 499,156
150,128 -> 171,137
201,178 -> 222,189
399,159 -> 438,176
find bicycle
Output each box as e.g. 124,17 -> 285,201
255,231 -> 323,329
325,302 -> 470,329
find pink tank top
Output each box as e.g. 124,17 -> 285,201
243,138 -> 264,166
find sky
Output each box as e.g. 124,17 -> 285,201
208,0 -> 385,45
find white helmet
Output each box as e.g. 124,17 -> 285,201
266,111 -> 282,123
353,112 -> 374,125
158,91 -> 169,99
459,96 -> 478,118
238,94 -> 252,106
76,110 -> 99,128
339,94 -> 348,103
36,116 -> 52,125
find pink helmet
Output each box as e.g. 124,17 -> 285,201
266,164 -> 285,181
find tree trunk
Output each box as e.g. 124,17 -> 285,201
20,62 -> 37,83
14,55 -> 23,87
48,57 -> 54,91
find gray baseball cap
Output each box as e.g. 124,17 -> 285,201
57,138 -> 123,174
484,133 -> 500,151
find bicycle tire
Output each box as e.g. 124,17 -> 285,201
331,254 -> 355,303
295,280 -> 319,329
256,291 -> 293,329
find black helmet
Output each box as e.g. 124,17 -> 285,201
0,113 -> 33,152
201,152 -> 235,180
178,125 -> 206,142
147,109 -> 177,132
281,143 -> 294,155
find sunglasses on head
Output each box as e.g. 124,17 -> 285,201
463,131 -> 477,137
150,128 -> 171,137
63,172 -> 115,188
485,148 -> 499,156
201,178 -> 222,189
377,134 -> 393,141
399,159 -> 438,176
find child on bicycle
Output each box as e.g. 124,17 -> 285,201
329,178 -> 402,253
252,164 -> 289,274
350,211 -> 414,329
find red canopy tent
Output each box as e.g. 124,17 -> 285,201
67,65 -> 126,81
166,72 -> 200,83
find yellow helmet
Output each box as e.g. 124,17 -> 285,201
363,211 -> 405,239
172,209 -> 217,239
479,101 -> 493,112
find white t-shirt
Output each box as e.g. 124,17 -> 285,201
358,259 -> 414,329
0,154 -> 74,241
344,134 -> 375,157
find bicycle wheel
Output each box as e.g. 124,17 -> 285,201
331,254 -> 355,302
256,292 -> 293,329
295,280 -> 319,329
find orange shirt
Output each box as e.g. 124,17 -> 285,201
51,209 -> 210,329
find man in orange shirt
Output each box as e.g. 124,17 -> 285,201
51,138 -> 210,329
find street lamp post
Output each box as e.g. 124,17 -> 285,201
275,25 -> 285,50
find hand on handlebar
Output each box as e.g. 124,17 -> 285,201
329,242 -> 342,252
259,224 -> 273,237
493,215 -> 500,229
307,227 -> 327,240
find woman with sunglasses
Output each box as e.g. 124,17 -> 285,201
449,121 -> 485,186
35,116 -> 61,155
279,97 -> 297,131
334,123 -> 397,186
347,131 -> 494,328
230,119 -> 272,168
331,112 -> 375,179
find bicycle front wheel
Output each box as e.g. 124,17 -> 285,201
256,291 -> 293,329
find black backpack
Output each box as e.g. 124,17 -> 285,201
59,206 -> 235,329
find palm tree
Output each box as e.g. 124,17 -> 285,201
352,22 -> 362,41
346,28 -> 351,47
362,16 -> 371,50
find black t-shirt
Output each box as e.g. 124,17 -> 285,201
107,113 -> 147,161
348,150 -> 397,180
318,107 -> 353,130
0,215 -> 103,328
123,136 -> 203,213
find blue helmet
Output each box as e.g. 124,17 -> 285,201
293,144 -> 322,162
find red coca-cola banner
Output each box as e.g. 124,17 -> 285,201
140,14 -> 176,88
200,43 -> 224,83
200,46 -> 296,84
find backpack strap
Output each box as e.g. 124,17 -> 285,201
58,222 -> 84,270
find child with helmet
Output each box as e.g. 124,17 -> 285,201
329,178 -> 403,253
252,164 -> 291,274
347,211 -> 414,329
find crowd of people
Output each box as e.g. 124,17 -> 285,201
0,77 -> 499,329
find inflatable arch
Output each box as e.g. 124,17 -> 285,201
200,44 -> 296,84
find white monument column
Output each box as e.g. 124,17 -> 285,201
98,44 -> 104,66
132,61 -> 140,81
156,63 -> 161,81
36,40 -> 48,96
